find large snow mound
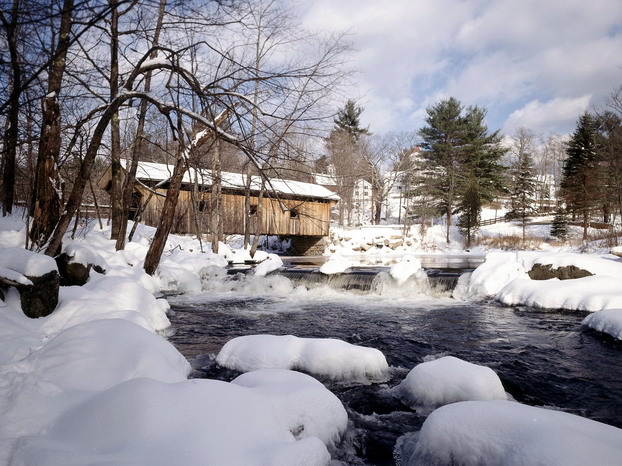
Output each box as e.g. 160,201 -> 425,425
232,369 -> 348,449
217,334 -> 389,383
82,275 -> 171,331
394,356 -> 506,409
11,377 -> 331,466
396,400 -> 622,466
582,308 -> 622,340
31,319 -> 191,392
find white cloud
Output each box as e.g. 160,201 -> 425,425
503,95 -> 592,135
300,0 -> 622,136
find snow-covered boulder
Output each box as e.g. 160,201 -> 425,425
155,248 -> 229,294
11,377 -> 331,466
389,255 -> 422,285
394,356 -> 506,409
57,242 -> 107,286
319,255 -> 353,275
217,334 -> 389,383
395,400 -> 622,466
232,369 -> 348,449
582,308 -> 622,340
254,254 -> 284,277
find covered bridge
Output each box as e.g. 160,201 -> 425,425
99,161 -> 339,254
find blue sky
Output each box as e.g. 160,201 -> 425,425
301,0 -> 622,137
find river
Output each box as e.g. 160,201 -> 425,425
166,271 -> 622,465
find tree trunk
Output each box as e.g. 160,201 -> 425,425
250,179 -> 265,258
211,138 -> 223,253
1,0 -> 21,215
109,0 -> 123,242
30,0 -> 74,248
144,152 -> 186,275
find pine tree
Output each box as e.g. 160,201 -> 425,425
550,207 -> 569,241
334,100 -> 370,140
561,113 -> 600,240
506,150 -> 537,243
418,97 -> 507,243
457,174 -> 481,248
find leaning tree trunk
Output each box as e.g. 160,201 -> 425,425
144,153 -> 186,275
116,0 -> 166,250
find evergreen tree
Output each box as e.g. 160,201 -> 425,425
506,150 -> 537,243
561,113 -> 601,240
457,174 -> 481,248
418,97 -> 507,243
550,207 -> 569,241
334,100 -> 370,140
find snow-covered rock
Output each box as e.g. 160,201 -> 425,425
254,253 -> 284,277
217,334 -> 389,383
396,400 -> 622,466
582,308 -> 622,340
389,254 -> 422,285
394,356 -> 506,409
319,255 -> 353,275
232,369 -> 348,449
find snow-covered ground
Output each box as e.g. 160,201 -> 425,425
1,210 -> 622,464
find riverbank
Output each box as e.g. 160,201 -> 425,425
1,213 -> 622,464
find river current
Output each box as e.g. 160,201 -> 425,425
166,272 -> 622,465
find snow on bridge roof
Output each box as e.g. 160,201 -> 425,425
129,161 -> 340,202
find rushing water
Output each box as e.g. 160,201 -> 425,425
166,272 -> 622,465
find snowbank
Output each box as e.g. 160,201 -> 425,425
217,334 -> 390,383
583,308 -> 622,340
465,251 -> 622,313
497,275 -> 622,311
396,400 -> 622,466
11,378 -> 331,466
394,356 -> 506,409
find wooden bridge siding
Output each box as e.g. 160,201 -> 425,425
140,188 -> 333,237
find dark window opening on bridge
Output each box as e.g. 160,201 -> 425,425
290,208 -> 299,219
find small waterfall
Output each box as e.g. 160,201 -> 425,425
271,267 -> 468,295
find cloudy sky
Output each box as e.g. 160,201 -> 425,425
300,0 -> 622,137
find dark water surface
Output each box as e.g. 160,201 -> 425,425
167,280 -> 622,465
